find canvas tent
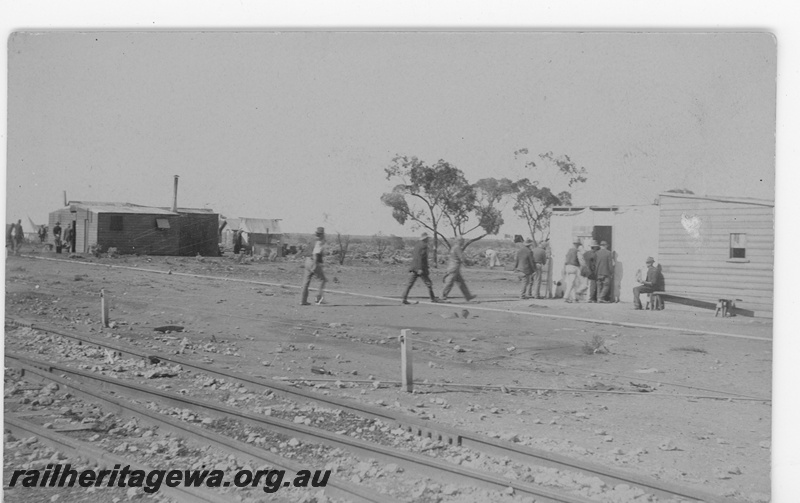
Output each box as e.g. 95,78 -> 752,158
220,217 -> 283,257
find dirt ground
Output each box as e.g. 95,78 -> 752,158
4,251 -> 772,502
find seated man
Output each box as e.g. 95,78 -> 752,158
633,257 -> 664,310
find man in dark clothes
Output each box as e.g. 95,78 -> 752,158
531,241 -> 548,299
633,257 -> 664,309
594,240 -> 615,303
65,223 -> 75,253
233,230 -> 243,254
583,241 -> 599,302
53,222 -> 62,253
514,238 -> 536,299
401,232 -> 439,304
13,220 -> 24,253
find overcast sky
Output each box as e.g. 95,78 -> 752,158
7,31 -> 775,236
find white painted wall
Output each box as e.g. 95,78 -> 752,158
548,205 -> 660,302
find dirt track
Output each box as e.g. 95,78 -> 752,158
4,252 -> 772,502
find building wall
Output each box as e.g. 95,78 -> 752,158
48,209 -> 80,251
96,213 -> 180,255
176,213 -> 219,256
549,205 -> 660,301
658,195 -> 774,317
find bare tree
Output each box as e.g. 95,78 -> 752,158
335,232 -> 351,265
372,232 -> 389,260
509,149 -> 588,242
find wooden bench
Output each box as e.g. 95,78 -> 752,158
650,292 -> 751,318
645,293 -> 663,311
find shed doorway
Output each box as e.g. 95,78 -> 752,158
592,226 -> 612,250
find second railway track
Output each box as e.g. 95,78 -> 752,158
6,319 -> 726,503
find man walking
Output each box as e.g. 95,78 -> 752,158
300,227 -> 327,306
531,240 -> 548,299
563,238 -> 582,303
401,233 -> 439,304
514,238 -> 536,299
442,237 -> 476,302
594,241 -> 615,303
583,241 -> 599,302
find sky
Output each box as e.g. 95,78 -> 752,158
6,30 -> 776,237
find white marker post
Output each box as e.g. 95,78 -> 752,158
101,289 -> 109,327
399,329 -> 413,392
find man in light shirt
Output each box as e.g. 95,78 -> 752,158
300,227 -> 327,306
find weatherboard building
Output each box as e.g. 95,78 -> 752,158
548,193 -> 774,317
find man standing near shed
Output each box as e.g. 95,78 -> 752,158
594,240 -> 615,303
53,221 -> 62,253
563,238 -> 582,303
65,222 -> 75,253
514,238 -> 536,299
401,232 -> 439,304
531,240 -> 548,299
300,227 -> 327,306
583,241 -> 599,302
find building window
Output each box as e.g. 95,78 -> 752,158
155,218 -> 170,230
730,233 -> 746,259
110,215 -> 124,231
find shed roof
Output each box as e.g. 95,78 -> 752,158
66,201 -> 218,215
658,193 -> 774,207
67,202 -> 176,215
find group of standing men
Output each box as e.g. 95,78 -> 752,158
562,238 -> 615,303
52,221 -> 74,254
578,239 -> 615,303
513,238 -> 548,299
297,228 -> 666,311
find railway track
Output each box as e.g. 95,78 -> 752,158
5,415 -> 232,503
6,319 -> 726,503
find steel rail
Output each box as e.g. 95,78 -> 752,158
4,415 -> 231,503
7,351 -> 725,503
8,354 -> 601,503
5,357 -> 398,503
6,320 -> 728,502
8,319 -> 731,502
